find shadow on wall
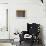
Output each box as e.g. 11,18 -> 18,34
40,25 -> 45,46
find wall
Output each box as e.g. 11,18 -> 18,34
0,0 -> 8,3
9,0 -> 46,45
9,0 -> 43,34
0,0 -> 46,46
8,0 -> 46,46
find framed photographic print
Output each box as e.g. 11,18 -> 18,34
16,10 -> 25,17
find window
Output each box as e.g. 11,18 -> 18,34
16,10 -> 25,17
0,4 -> 8,31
